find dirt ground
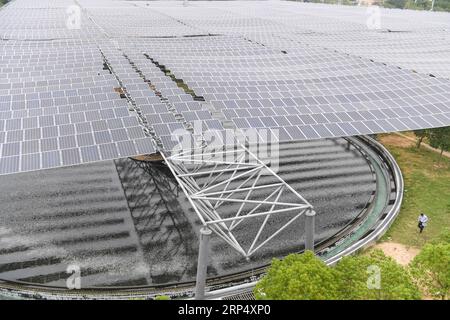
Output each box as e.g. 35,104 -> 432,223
373,242 -> 420,266
379,134 -> 415,149
380,132 -> 450,159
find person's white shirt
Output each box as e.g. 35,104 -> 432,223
418,214 -> 429,226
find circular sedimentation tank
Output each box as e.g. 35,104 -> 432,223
0,137 -> 400,299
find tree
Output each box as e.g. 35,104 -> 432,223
254,250 -> 421,300
413,129 -> 429,149
254,251 -> 341,300
335,250 -> 421,300
410,242 -> 450,299
405,0 -> 431,10
384,0 -> 408,9
429,126 -> 450,162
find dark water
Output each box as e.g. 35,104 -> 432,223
0,139 -> 375,288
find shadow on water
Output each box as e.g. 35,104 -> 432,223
115,159 -> 202,285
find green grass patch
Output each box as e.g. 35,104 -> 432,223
379,134 -> 450,247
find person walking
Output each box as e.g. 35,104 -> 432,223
418,213 -> 429,233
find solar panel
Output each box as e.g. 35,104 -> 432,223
0,0 -> 449,176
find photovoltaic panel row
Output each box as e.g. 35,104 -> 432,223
0,41 -> 156,175
1,0 -> 450,176
100,48 -> 198,151
109,49 -> 224,150
140,1 -> 450,79
131,35 -> 450,141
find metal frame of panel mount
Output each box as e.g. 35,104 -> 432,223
162,143 -> 315,299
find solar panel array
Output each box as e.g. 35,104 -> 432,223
133,35 -> 450,142
0,37 -> 159,174
0,0 -> 449,175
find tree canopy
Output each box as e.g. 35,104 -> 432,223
254,251 -> 341,300
254,250 -> 421,300
429,126 -> 450,159
300,0 -> 450,12
335,250 -> 421,300
413,129 -> 429,148
411,242 -> 450,299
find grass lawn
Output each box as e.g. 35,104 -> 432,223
378,133 -> 450,248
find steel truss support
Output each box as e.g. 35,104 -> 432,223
163,143 -> 314,259
305,210 -> 316,252
163,143 -> 315,299
195,227 -> 212,299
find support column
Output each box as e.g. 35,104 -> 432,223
195,227 -> 212,300
346,140 -> 351,151
305,210 -> 316,252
